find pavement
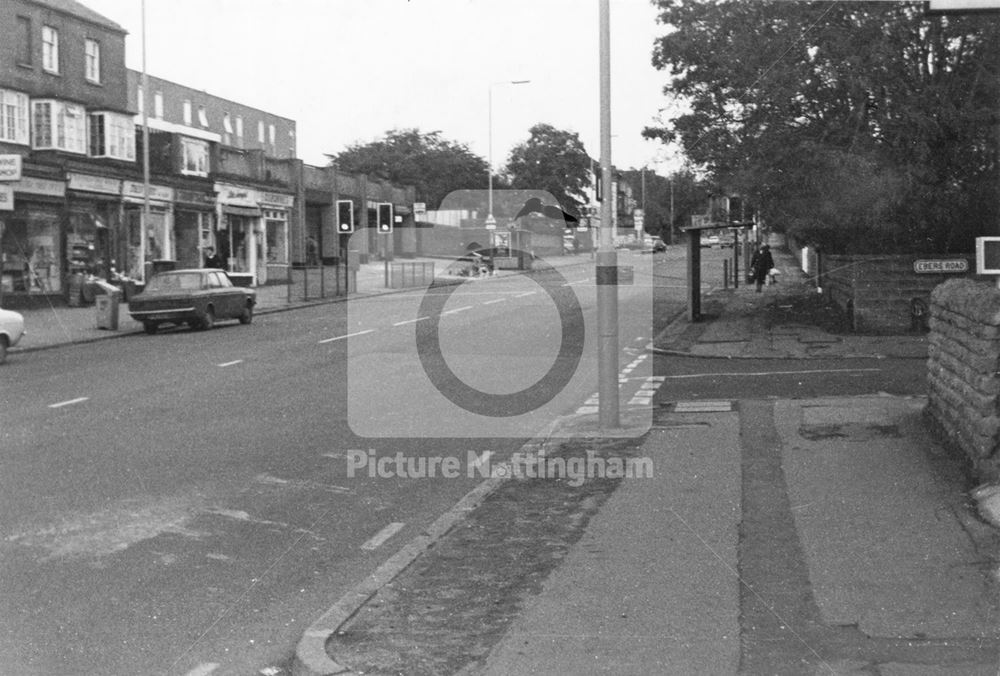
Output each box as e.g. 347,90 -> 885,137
297,247 -> 1000,676
4,253 -> 597,355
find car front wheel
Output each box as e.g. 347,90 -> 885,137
200,307 -> 215,330
143,322 -> 159,335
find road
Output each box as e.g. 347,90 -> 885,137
0,250 -> 689,676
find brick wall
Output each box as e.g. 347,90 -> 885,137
822,254 -> 974,333
926,278 -> 1000,480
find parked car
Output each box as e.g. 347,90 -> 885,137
653,240 -> 667,253
128,269 -> 256,334
0,307 -> 25,364
701,235 -> 721,247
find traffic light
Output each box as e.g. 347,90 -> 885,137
336,200 -> 354,234
377,203 -> 393,233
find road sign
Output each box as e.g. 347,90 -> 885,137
913,259 -> 969,274
633,208 -> 644,230
0,155 -> 22,181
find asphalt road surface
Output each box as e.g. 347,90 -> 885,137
0,252 -> 686,676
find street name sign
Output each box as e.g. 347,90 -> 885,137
913,259 -> 969,274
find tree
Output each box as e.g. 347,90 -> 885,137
618,167 -> 709,243
503,123 -> 593,218
644,1 -> 1000,254
329,129 -> 491,209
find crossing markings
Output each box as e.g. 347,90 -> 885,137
393,316 -> 430,326
318,329 -> 374,344
49,397 -> 89,409
217,360 -> 243,368
360,522 -> 406,551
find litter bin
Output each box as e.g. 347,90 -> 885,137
94,280 -> 121,330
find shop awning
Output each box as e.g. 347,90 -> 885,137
222,205 -> 262,218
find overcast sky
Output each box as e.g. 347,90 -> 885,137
81,0 -> 683,175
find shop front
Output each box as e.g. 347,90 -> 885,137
0,176 -> 65,301
260,190 -> 294,284
174,188 -> 216,270
120,180 -> 174,281
215,182 -> 262,285
66,173 -> 121,289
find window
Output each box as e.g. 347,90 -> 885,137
183,100 -> 192,125
223,113 -> 233,145
258,120 -> 265,143
32,100 -> 86,153
0,89 -> 30,145
16,17 -> 31,65
85,39 -> 100,83
198,105 -> 208,127
268,124 -> 275,147
42,26 -> 59,73
137,85 -> 143,114
235,116 -> 244,148
88,112 -> 135,160
180,137 -> 209,176
154,91 -> 163,119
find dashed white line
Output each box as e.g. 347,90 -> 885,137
483,298 -> 508,305
393,316 -> 430,326
514,291 -> 537,298
217,360 -> 243,368
49,397 -> 89,409
318,329 -> 374,344
442,306 -> 472,315
360,522 -> 406,551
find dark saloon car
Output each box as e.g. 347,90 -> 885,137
129,269 -> 256,334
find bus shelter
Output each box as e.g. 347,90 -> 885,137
680,221 -> 755,321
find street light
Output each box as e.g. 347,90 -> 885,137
487,79 -> 530,227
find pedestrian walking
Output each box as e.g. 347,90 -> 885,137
749,244 -> 774,293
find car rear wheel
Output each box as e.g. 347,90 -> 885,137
239,302 -> 253,325
143,322 -> 159,335
0,336 -> 8,364
201,307 -> 215,331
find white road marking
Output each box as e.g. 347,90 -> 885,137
514,291 -> 537,298
661,368 -> 881,379
360,522 -> 406,551
183,663 -> 219,676
49,397 -> 89,409
318,329 -> 374,344
562,278 -> 592,286
442,306 -> 472,315
217,360 -> 243,368
393,316 -> 430,326
483,298 -> 508,305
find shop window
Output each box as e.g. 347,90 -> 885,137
89,111 -> 135,160
265,211 -> 288,264
0,89 -> 30,145
0,209 -> 62,294
181,136 -> 209,176
32,99 -> 86,154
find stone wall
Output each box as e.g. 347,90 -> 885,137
821,254 -> 974,334
926,278 -> 1000,480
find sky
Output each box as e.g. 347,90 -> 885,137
81,0 -> 684,176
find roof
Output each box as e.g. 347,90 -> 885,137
26,0 -> 126,33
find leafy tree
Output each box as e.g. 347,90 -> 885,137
329,129 -> 491,209
503,123 -> 593,218
619,167 -> 709,243
644,1 -> 1000,254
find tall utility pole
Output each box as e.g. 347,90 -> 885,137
597,0 -> 619,428
140,0 -> 150,281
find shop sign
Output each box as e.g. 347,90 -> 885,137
913,259 -> 969,274
215,182 -> 260,207
11,176 -> 65,197
0,155 -> 23,181
0,185 -> 13,210
175,189 -> 216,207
122,181 -> 174,203
260,191 -> 294,208
68,172 -> 121,195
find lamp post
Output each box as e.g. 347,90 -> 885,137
487,79 -> 530,228
140,0 -> 150,282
